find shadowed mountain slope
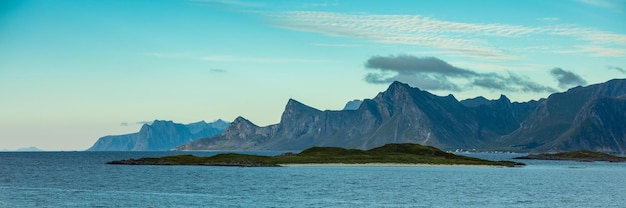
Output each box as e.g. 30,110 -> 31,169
499,79 -> 626,154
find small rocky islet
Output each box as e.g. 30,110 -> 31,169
514,150 -> 626,162
107,143 -> 525,167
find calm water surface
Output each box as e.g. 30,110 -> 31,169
1,151 -> 625,207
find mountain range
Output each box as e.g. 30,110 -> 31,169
87,119 -> 229,151
173,79 -> 626,154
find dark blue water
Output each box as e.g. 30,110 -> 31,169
1,151 -> 625,207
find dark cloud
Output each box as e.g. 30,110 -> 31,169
471,72 -> 556,93
366,55 -> 477,78
364,55 -> 556,93
472,77 -> 508,90
549,67 -> 587,88
365,72 -> 461,91
505,73 -> 557,92
608,65 -> 625,74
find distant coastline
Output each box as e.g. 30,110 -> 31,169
0,147 -> 44,152
108,143 -> 525,167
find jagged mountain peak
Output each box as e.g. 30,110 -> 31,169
285,98 -> 320,111
280,99 -> 322,124
216,116 -> 264,139
208,119 -> 231,130
375,81 -> 423,104
232,116 -> 256,126
384,81 -> 416,95
444,94 -> 459,102
389,80 -> 411,89
498,94 -> 510,102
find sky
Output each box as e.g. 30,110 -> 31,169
1,0 -> 625,150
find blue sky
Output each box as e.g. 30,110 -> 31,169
1,0 -> 625,150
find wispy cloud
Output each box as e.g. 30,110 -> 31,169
555,45 -> 626,57
578,0 -> 626,11
364,55 -> 556,93
311,43 -> 364,48
267,11 -> 626,59
301,0 -> 339,8
269,11 -> 519,60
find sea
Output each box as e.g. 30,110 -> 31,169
1,151 -> 625,208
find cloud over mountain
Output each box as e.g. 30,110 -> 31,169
364,55 -> 556,93
550,67 -> 587,88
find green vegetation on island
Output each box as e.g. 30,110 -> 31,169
107,143 -> 525,167
514,150 -> 626,162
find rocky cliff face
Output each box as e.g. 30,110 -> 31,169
501,79 -> 626,154
87,120 -> 228,151
175,82 -> 536,151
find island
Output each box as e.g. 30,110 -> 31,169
514,150 -> 626,162
107,143 -> 524,167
